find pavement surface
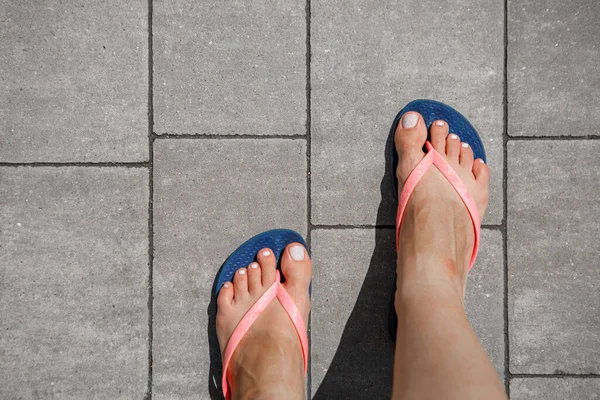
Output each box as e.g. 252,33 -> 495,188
1,0 -> 599,399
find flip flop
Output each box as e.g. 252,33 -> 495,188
216,229 -> 310,400
388,99 -> 486,340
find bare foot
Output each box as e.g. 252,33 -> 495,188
394,112 -> 490,300
216,243 -> 312,400
391,112 -> 506,400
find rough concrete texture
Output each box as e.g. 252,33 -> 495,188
152,139 -> 307,399
0,1 -> 148,162
310,228 -> 504,398
0,167 -> 149,399
153,0 -> 306,135
511,378 -> 600,400
310,0 -> 504,226
508,141 -> 600,373
508,0 -> 600,136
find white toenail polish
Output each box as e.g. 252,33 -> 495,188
479,159 -> 486,164
290,246 -> 305,261
450,134 -> 458,140
261,250 -> 270,257
402,113 -> 418,128
249,263 -> 258,269
223,283 -> 229,288
238,269 -> 246,275
435,121 -> 445,126
461,142 -> 469,148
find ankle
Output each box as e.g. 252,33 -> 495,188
396,255 -> 466,307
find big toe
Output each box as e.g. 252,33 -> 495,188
281,243 -> 312,286
280,243 -> 312,321
395,112 -> 428,181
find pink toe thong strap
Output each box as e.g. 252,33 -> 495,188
396,141 -> 481,270
221,270 -> 308,400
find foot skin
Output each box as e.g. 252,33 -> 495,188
216,243 -> 312,400
394,112 -> 490,300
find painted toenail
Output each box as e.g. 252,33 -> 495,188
290,245 -> 305,261
450,134 -> 459,140
238,269 -> 246,275
461,142 -> 469,148
223,282 -> 230,288
249,263 -> 258,269
478,159 -> 485,164
402,113 -> 418,128
435,121 -> 445,126
261,250 -> 270,257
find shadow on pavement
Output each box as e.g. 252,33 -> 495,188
311,126 -> 397,399
207,274 -> 223,399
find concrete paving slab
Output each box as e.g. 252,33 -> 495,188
511,378 -> 600,400
310,228 -> 503,398
0,1 -> 148,162
0,167 -> 149,399
508,140 -> 600,373
153,0 -> 306,136
152,138 -> 307,399
508,0 -> 600,137
311,0 -> 504,226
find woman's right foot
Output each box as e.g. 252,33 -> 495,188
392,112 -> 507,400
394,111 -> 490,300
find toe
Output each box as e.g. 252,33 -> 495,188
473,159 -> 490,183
430,120 -> 449,152
233,268 -> 249,299
247,262 -> 262,294
217,282 -> 234,308
459,142 -> 474,168
256,248 -> 277,286
395,112 -> 428,181
280,243 -> 312,287
395,112 -> 428,154
446,133 -> 461,161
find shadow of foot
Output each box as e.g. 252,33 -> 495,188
311,126 -> 397,399
207,275 -> 223,399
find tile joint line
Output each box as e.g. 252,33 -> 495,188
146,0 -> 154,398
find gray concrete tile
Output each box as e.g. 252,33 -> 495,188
153,1 -> 306,136
508,141 -> 600,373
310,228 -> 503,398
0,167 -> 149,398
511,378 -> 600,400
508,0 -> 600,137
152,139 -> 307,399
0,1 -> 148,162
311,0 -> 504,226
465,229 -> 505,383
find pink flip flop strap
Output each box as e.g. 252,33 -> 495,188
221,270 -> 308,399
396,141 -> 481,270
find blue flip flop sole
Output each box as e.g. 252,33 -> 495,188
388,100 -> 486,340
216,229 -> 309,295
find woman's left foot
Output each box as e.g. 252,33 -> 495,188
216,243 -> 312,399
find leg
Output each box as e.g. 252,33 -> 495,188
391,112 -> 507,400
216,244 -> 312,400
